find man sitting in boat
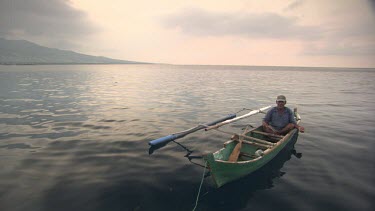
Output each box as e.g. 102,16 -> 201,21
262,95 -> 305,135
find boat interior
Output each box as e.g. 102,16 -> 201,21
220,126 -> 285,162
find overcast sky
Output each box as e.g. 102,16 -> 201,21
1,0 -> 374,67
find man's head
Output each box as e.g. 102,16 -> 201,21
276,95 -> 286,102
276,95 -> 286,107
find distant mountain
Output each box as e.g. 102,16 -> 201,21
0,38 -> 145,65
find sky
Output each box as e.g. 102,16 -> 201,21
1,0 -> 375,67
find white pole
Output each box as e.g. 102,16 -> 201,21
205,105 -> 271,130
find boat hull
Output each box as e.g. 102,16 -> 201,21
203,127 -> 299,187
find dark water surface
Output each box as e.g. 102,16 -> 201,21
0,65 -> 374,211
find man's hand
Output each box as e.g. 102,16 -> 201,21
298,126 -> 305,133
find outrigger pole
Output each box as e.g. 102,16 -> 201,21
149,113 -> 236,154
205,105 -> 271,131
148,105 -> 272,154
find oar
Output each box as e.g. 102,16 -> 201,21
148,113 -> 236,154
228,126 -> 252,162
228,135 -> 244,162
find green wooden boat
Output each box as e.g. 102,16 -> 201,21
203,109 -> 301,188
149,105 -> 302,188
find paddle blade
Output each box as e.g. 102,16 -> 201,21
149,135 -> 177,147
228,141 -> 242,162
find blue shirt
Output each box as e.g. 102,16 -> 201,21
263,107 -> 296,130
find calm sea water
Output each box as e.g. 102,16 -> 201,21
0,64 -> 374,211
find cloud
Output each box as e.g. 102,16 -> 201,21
284,0 -> 306,11
303,42 -> 375,56
161,6 -> 375,58
303,13 -> 375,57
368,0 -> 375,12
162,8 -> 322,40
0,0 -> 98,48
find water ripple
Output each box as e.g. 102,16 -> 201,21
0,65 -> 374,211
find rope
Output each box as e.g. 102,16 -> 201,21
192,160 -> 207,211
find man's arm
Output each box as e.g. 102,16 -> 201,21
295,124 -> 305,133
